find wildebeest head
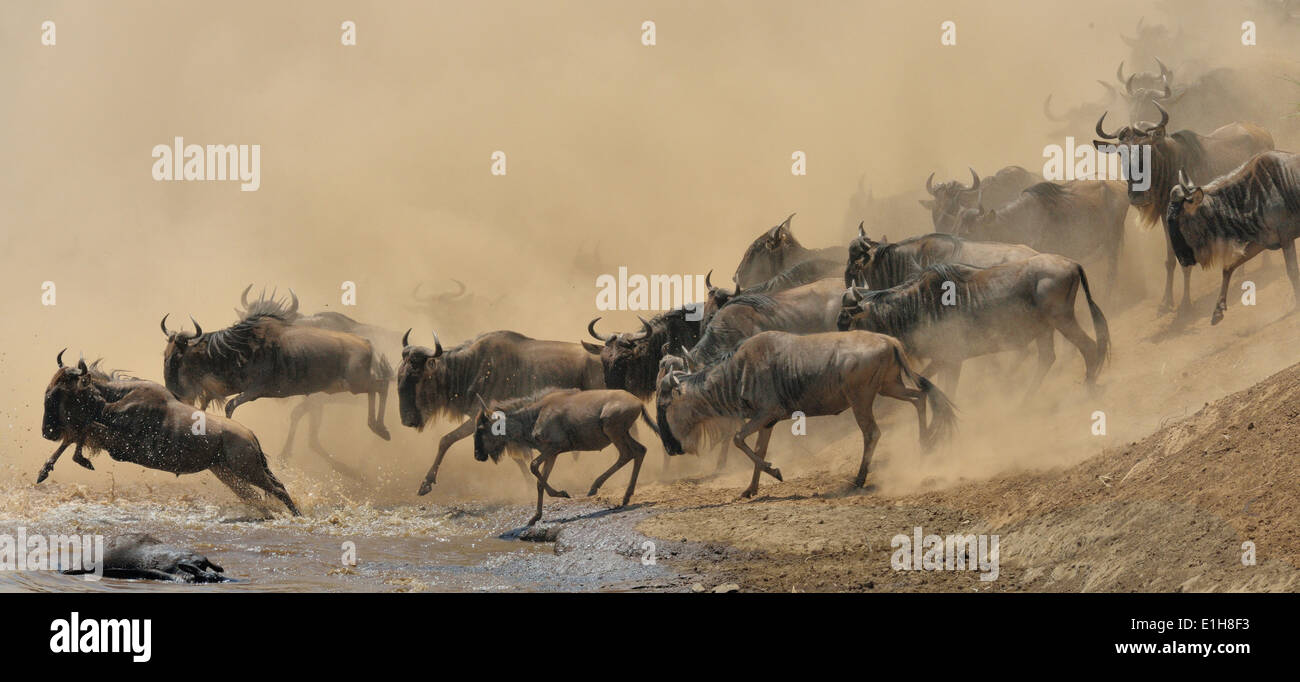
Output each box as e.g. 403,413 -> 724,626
583,315 -> 655,392
1094,101 -> 1170,206
160,313 -> 210,404
836,287 -> 869,331
396,329 -> 446,430
698,270 -> 737,329
471,395 -> 506,463
653,354 -> 693,456
844,223 -> 890,287
1112,59 -> 1178,123
733,213 -> 799,288
1164,170 -> 1205,267
921,168 -> 980,233
42,350 -> 101,441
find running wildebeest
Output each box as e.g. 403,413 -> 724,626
838,256 -> 1110,394
733,214 -> 848,288
689,278 -> 845,366
951,180 -> 1129,293
472,389 -> 658,526
700,261 -> 840,329
582,307 -> 702,399
1166,151 -> 1300,324
397,329 -> 605,495
39,351 -> 300,516
1094,102 -> 1275,313
921,167 -> 1041,233
656,330 -> 957,497
161,294 -> 393,441
238,286 -> 401,475
844,226 -> 1039,289
62,533 -> 229,583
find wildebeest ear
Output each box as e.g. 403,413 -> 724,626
880,234 -> 889,244
580,340 -> 603,355
918,199 -> 936,209
660,342 -> 670,356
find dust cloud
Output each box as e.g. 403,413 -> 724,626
2,0 -> 1299,512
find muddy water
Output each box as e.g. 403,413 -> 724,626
0,487 -> 676,593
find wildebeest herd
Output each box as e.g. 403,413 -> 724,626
36,32 -> 1300,528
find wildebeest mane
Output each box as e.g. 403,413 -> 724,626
690,292 -> 780,365
854,263 -> 989,338
1019,182 -> 1074,222
745,258 -> 841,294
203,296 -> 297,364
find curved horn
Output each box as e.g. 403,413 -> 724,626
431,331 -> 443,358
1116,61 -> 1127,86
587,317 -> 614,343
56,348 -> 66,368
682,346 -> 697,373
1095,111 -> 1119,140
705,270 -> 714,289
240,284 -> 253,308
1157,75 -> 1172,100
189,316 -> 203,338
637,316 -> 654,338
781,213 -> 795,228
1125,73 -> 1136,96
445,279 -> 467,300
78,354 -> 88,373
160,313 -> 172,337
288,289 -> 299,315
1153,100 -> 1169,129
858,221 -> 866,238
1043,94 -> 1064,121
402,328 -> 412,347
1155,56 -> 1171,83
925,172 -> 936,195
965,167 -> 980,192
1178,169 -> 1195,192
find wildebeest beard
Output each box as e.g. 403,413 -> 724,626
655,400 -> 686,455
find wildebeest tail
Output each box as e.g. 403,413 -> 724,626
891,343 -> 956,449
638,405 -> 660,436
1077,265 -> 1110,364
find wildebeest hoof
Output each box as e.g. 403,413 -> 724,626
416,480 -> 434,496
1211,309 -> 1225,325
768,467 -> 783,482
527,516 -> 542,527
853,477 -> 867,488
35,468 -> 51,484
586,488 -> 599,497
73,456 -> 94,471
555,490 -> 571,499
739,488 -> 757,499
371,424 -> 391,441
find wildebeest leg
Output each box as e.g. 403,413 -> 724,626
732,417 -> 781,498
224,391 -> 263,418
239,461 -> 302,516
1054,316 -> 1101,386
1281,240 -> 1300,310
279,399 -> 314,464
416,418 -> 476,496
35,440 -> 73,483
1022,333 -> 1057,401
849,399 -> 882,488
513,450 -> 568,498
527,451 -> 565,526
70,442 -> 93,471
879,374 -> 927,448
1160,239 -> 1177,312
1211,243 -> 1265,325
712,438 -> 730,473
300,405 -> 363,480
210,465 -> 275,518
366,386 -> 392,441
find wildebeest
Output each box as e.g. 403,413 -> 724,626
922,167 -> 1041,233
61,533 -> 229,583
951,180 -> 1129,293
732,214 -> 848,288
161,294 -> 393,441
472,389 -> 658,526
838,256 -> 1110,393
582,307 -> 702,399
844,227 -> 1039,289
688,278 -> 844,366
1094,103 -> 1275,312
397,329 -> 605,495
656,330 -> 956,497
700,261 -> 840,329
39,351 -> 300,516
1165,151 -> 1300,324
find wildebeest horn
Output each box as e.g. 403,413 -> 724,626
240,284 -> 253,308
1043,94 -> 1063,121
682,346 -> 698,372
1178,169 -> 1195,192
56,348 -> 66,368
160,314 -> 171,337
402,328 -> 412,347
925,172 -> 936,195
1157,75 -> 1172,100
1095,111 -> 1119,140
1125,73 -> 1137,96
965,168 -> 980,192
1153,100 -> 1169,129
705,270 -> 714,289
1155,57 -> 1171,83
858,221 -> 866,238
637,316 -> 654,337
781,213 -> 795,228
288,289 -> 299,314
78,354 -> 88,373
431,331 -> 443,358
587,317 -> 614,343
1116,61 -> 1127,86
189,316 -> 203,338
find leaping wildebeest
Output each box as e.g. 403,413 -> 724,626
655,331 -> 956,498
161,294 -> 393,441
1165,151 -> 1300,325
1094,102 -> 1274,313
838,256 -> 1110,394
39,351 -> 300,516
732,214 -> 847,289
921,167 -> 1042,234
951,180 -> 1129,294
397,329 -> 605,495
844,226 -> 1039,289
472,389 -> 659,526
